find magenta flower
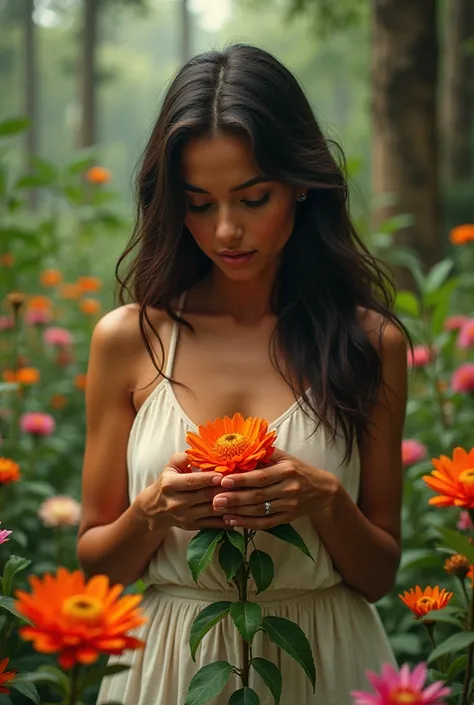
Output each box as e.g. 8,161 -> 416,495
444,314 -> 468,332
452,363 -> 474,394
20,412 -> 55,436
402,439 -> 427,468
457,510 -> 474,531
407,345 -> 432,368
25,309 -> 53,326
43,326 -> 73,348
457,318 -> 474,349
0,315 -> 14,331
0,523 -> 12,544
351,662 -> 450,705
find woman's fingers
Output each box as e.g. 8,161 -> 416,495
212,484 -> 286,510
223,513 -> 292,530
219,500 -> 285,517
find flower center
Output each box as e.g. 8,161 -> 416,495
416,596 -> 435,610
62,595 -> 104,625
214,433 -> 250,459
460,469 -> 474,485
390,689 -> 420,704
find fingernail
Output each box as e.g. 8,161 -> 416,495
214,498 -> 227,507
221,477 -> 235,487
225,519 -> 238,527
212,475 -> 222,485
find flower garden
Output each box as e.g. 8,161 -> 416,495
2,115 -> 474,704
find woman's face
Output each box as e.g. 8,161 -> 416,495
182,133 -> 300,282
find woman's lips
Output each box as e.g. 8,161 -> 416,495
217,251 -> 256,267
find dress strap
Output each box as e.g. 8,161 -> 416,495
165,291 -> 187,378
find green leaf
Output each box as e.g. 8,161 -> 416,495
79,664 -> 131,690
262,616 -> 316,689
251,657 -> 282,705
225,530 -> 246,556
0,117 -> 30,136
11,681 -> 40,704
184,661 -> 233,705
20,666 -> 69,696
249,550 -> 274,594
0,596 -> 33,625
230,602 -> 262,644
219,542 -> 244,582
187,530 -> 224,583
419,608 -> 465,628
229,687 -> 260,704
424,258 -> 454,296
1,555 -> 32,596
264,525 -> 314,561
428,632 -> 474,663
437,528 -> 474,565
189,602 -> 233,661
395,291 -> 420,318
445,654 -> 467,683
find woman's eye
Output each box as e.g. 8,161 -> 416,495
242,192 -> 270,208
187,202 -> 212,213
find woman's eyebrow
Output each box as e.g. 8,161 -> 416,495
183,176 -> 271,195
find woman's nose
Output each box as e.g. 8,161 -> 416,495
215,207 -> 242,244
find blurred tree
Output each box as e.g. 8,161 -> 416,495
442,0 -> 474,183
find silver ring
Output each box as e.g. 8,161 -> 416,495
264,501 -> 271,516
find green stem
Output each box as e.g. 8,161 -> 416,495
66,664 -> 80,705
423,623 -> 446,674
459,577 -> 471,610
461,582 -> 474,705
239,529 -> 250,687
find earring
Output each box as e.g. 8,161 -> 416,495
298,193 -> 307,202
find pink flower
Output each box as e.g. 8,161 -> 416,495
0,315 -> 14,331
407,345 -> 432,368
351,662 -> 450,705
452,363 -> 474,394
0,523 -> 12,544
457,510 -> 474,531
445,314 -> 468,332
43,327 -> 73,348
38,495 -> 81,527
20,412 -> 55,436
457,318 -> 474,349
25,309 -> 53,326
402,440 -> 427,467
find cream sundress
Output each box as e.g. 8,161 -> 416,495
98,295 -> 396,705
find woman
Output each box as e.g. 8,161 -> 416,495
78,44 -> 407,705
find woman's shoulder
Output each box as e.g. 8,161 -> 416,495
357,307 -> 407,356
90,303 -> 170,358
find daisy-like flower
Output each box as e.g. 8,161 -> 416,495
186,413 -> 277,474
444,554 -> 471,578
0,658 -> 17,694
351,662 -> 450,705
0,458 -> 21,484
402,440 -> 427,468
457,318 -> 474,349
407,345 -> 432,368
450,224 -> 474,246
43,327 -> 73,348
0,523 -> 12,544
444,314 -> 468,332
399,585 -> 453,619
77,276 -> 102,293
20,412 -> 55,436
80,298 -> 101,315
27,295 -> 52,311
25,309 -> 53,326
423,447 -> 474,508
38,495 -> 81,527
15,568 -> 146,668
452,363 -> 474,394
40,269 -> 62,287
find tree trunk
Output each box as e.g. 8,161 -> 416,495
372,0 -> 442,285
180,0 -> 191,66
24,0 -> 38,209
442,0 -> 474,183
78,0 -> 98,148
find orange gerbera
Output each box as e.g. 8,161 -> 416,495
399,585 -> 453,619
450,224 -> 474,246
0,658 -> 17,693
0,458 -> 20,484
40,269 -> 62,287
15,567 -> 146,669
17,367 -> 40,385
423,447 -> 474,508
80,298 -> 101,316
86,166 -> 111,184
59,283 -> 82,300
27,295 -> 52,311
186,413 -> 277,474
77,276 -> 102,293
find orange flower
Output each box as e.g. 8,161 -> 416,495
80,298 -> 101,316
450,224 -> 474,246
28,295 -> 52,311
399,585 -> 453,619
77,276 -> 102,293
0,458 -> 21,484
15,568 -> 146,669
17,367 -> 40,385
74,373 -> 87,391
444,554 -> 471,578
50,394 -> 68,410
0,253 -> 14,267
0,658 -> 17,694
40,269 -> 62,287
186,413 -> 277,474
86,166 -> 111,184
2,370 -> 17,383
59,284 -> 82,300
423,447 -> 474,508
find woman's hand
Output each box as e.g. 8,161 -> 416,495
134,452 -> 228,532
212,448 -> 341,529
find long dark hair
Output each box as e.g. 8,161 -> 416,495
116,43 -> 407,461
